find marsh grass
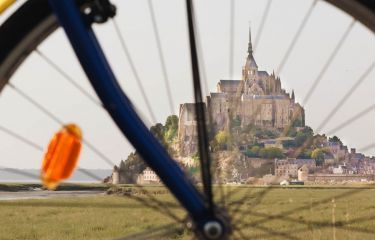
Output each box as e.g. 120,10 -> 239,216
0,185 -> 374,239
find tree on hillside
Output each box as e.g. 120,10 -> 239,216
119,152 -> 146,183
214,130 -> 231,150
296,149 -> 312,159
329,136 -> 342,145
259,147 -> 284,159
294,126 -> 314,147
251,127 -> 280,139
283,139 -> 296,148
244,145 -> 261,158
286,127 -> 298,137
292,118 -> 303,127
311,148 -> 330,166
150,123 -> 166,146
302,126 -> 314,135
231,115 -> 242,128
250,146 -> 260,155
242,123 -> 255,134
164,115 -> 179,143
119,160 -> 126,170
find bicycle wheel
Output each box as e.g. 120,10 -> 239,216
0,0 -> 374,239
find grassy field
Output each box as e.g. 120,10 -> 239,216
0,185 -> 375,239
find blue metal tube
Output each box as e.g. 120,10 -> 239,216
48,0 -> 208,222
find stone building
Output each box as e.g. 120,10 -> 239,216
328,142 -> 348,160
275,159 -> 299,178
112,165 -> 120,184
178,103 -> 198,156
207,28 -> 304,131
275,158 -> 316,179
298,165 -> 309,181
178,28 -> 305,156
106,165 -> 127,184
137,167 -> 161,184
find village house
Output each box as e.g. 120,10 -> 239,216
332,164 -> 347,174
275,158 -> 316,179
137,167 -> 161,184
275,159 -> 299,178
262,139 -> 283,149
298,165 -> 309,181
328,142 -> 348,160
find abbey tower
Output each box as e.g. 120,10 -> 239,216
178,28 -> 305,156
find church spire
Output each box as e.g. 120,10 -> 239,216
243,25 -> 258,82
248,26 -> 253,55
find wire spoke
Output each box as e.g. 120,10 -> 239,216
124,184 -> 185,223
277,59 -> 374,159
276,0 -> 318,75
0,176 -> 183,223
236,209 -> 375,239
76,168 -> 104,181
5,83 -> 116,167
229,186 -> 277,223
213,159 -> 226,208
81,138 -> 115,167
0,124 -> 105,182
7,82 -> 64,125
0,165 -> 105,184
326,103 -> 375,135
227,187 -> 255,220
185,0 -> 214,212
147,0 -> 175,114
253,0 -> 273,52
0,124 -> 43,151
291,98 -> 375,159
229,0 -> 235,78
302,18 -> 356,105
358,142 -> 375,152
232,225 -> 248,240
316,61 -> 374,132
35,49 -> 103,108
194,11 -> 210,98
114,222 -> 186,240
244,208 -> 375,234
235,222 -> 301,240
1,165 -> 184,225
0,167 -> 40,180
112,19 -> 156,123
117,191 -> 184,224
238,185 -> 373,230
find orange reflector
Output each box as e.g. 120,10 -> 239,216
41,124 -> 82,190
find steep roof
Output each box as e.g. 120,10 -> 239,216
219,80 -> 241,85
210,92 -> 226,98
245,55 -> 258,69
252,95 -> 288,100
258,71 -> 269,77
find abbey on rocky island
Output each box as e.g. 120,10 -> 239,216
178,28 -> 305,156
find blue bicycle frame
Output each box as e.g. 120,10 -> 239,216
47,0 -> 211,227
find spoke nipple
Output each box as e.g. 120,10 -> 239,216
186,221 -> 193,229
94,15 -> 103,22
203,221 -> 223,239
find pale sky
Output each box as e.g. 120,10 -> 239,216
0,0 -> 374,169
